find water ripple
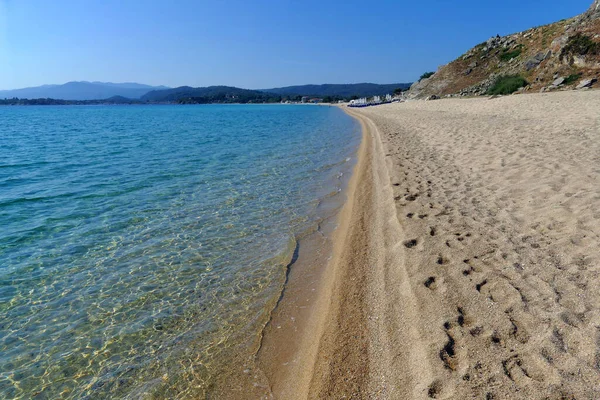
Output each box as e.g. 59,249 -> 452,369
0,104 -> 360,399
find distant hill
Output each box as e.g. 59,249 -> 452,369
0,81 -> 169,100
140,86 -> 282,103
409,0 -> 600,98
0,82 -> 414,104
261,83 -> 412,98
0,96 -> 146,105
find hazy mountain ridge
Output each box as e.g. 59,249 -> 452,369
140,86 -> 282,103
261,83 -> 411,97
0,81 -> 169,100
143,83 -> 412,103
140,83 -> 413,103
0,82 -> 411,103
410,1 -> 600,98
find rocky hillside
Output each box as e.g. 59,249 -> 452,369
409,1 -> 600,98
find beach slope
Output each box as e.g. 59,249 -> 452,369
263,90 -> 600,399
328,91 -> 600,399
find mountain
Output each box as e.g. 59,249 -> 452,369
140,86 -> 282,103
0,81 -> 169,100
0,96 -> 145,106
409,1 -> 600,99
261,83 -> 411,98
88,82 -> 169,90
1,82 -> 411,104
1,81 -> 410,103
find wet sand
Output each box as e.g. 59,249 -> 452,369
259,105 -> 418,398
259,90 -> 600,399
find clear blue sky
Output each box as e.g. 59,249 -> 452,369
0,0 -> 592,90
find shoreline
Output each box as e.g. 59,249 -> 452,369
257,105 -> 419,398
305,107 -> 433,398
256,106 -> 371,398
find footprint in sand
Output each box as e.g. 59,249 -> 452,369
424,276 -> 437,289
404,239 -> 418,248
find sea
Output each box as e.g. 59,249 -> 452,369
0,104 -> 360,399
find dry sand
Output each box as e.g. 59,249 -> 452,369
260,90 -> 600,399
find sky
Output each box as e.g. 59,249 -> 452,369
0,0 -> 593,90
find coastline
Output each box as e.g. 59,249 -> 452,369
256,106 -> 370,398
257,105 -> 422,398
304,107 -> 429,398
304,107 -> 435,398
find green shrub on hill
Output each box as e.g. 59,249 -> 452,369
564,73 -> 582,85
499,45 -> 524,61
487,75 -> 528,95
419,72 -> 435,82
560,33 -> 600,62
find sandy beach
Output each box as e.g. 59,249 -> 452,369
260,90 -> 600,399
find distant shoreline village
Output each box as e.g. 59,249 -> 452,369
347,93 -> 403,107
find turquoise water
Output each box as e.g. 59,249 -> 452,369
0,104 -> 360,399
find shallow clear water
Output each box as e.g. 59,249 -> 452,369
0,104 -> 360,399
